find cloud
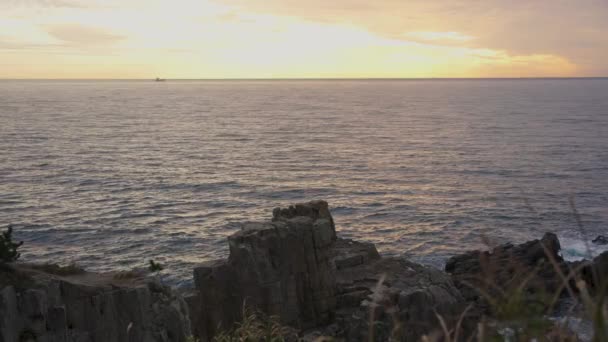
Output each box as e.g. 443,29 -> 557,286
403,31 -> 475,44
219,0 -> 608,75
472,52 -> 578,78
37,0 -> 89,8
0,0 -> 96,10
1,0 -> 604,77
46,24 -> 125,45
0,38 -> 60,51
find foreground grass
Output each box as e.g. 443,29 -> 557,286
195,249 -> 607,342
212,306 -> 297,342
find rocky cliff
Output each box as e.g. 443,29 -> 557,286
188,200 -> 465,341
0,265 -> 191,342
188,200 -> 338,340
2,200 -> 605,342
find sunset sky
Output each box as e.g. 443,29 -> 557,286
1,0 -> 607,78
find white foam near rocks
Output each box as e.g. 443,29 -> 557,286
559,236 -> 608,262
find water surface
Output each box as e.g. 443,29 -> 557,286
1,79 -> 607,286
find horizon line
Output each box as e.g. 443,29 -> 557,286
1,76 -> 608,81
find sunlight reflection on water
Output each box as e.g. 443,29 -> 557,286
1,79 -> 607,286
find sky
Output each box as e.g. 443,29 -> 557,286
1,0 -> 607,78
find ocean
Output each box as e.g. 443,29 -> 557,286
1,79 -> 607,287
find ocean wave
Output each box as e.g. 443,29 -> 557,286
560,236 -> 608,261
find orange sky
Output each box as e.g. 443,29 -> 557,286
1,0 -> 606,78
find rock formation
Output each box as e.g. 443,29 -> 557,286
4,200 -> 602,341
592,235 -> 608,245
578,250 -> 608,293
444,232 -> 608,340
0,265 -> 191,342
332,240 -> 465,341
188,200 -> 338,340
445,232 -> 566,304
188,200 -> 465,341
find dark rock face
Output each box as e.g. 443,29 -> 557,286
5,199 -> 595,342
334,255 -> 465,342
577,251 -> 608,292
190,200 -> 465,341
592,251 -> 608,278
272,200 -> 336,237
445,232 -> 566,305
0,268 -> 191,342
190,200 -> 338,341
331,238 -> 380,271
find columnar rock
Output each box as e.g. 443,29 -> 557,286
190,200 -> 468,341
190,200 -> 337,340
0,266 -> 191,342
272,200 -> 336,241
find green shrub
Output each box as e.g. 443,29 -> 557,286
148,259 -> 164,273
0,225 -> 23,263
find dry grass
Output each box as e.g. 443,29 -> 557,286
195,197 -> 607,341
425,196 -> 608,342
212,304 -> 298,342
113,269 -> 145,280
201,246 -> 606,342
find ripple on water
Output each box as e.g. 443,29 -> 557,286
1,79 -> 607,285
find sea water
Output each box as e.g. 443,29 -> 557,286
1,79 -> 607,286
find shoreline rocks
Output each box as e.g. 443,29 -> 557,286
189,200 -> 337,340
188,201 -> 465,341
0,264 -> 191,342
333,250 -> 465,341
592,235 -> 608,245
445,232 -> 567,304
2,200 -> 605,341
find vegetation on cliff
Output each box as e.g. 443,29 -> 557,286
0,225 -> 22,263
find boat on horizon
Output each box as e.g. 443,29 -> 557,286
155,77 -> 166,82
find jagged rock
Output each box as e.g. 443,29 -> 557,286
190,200 -> 337,341
6,199 -> 595,342
190,200 -> 467,341
0,265 -> 191,342
272,200 -> 336,237
577,250 -> 608,292
445,232 -> 567,305
334,255 -> 465,341
331,238 -> 381,270
592,251 -> 608,279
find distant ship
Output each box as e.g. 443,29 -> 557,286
155,77 -> 166,82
